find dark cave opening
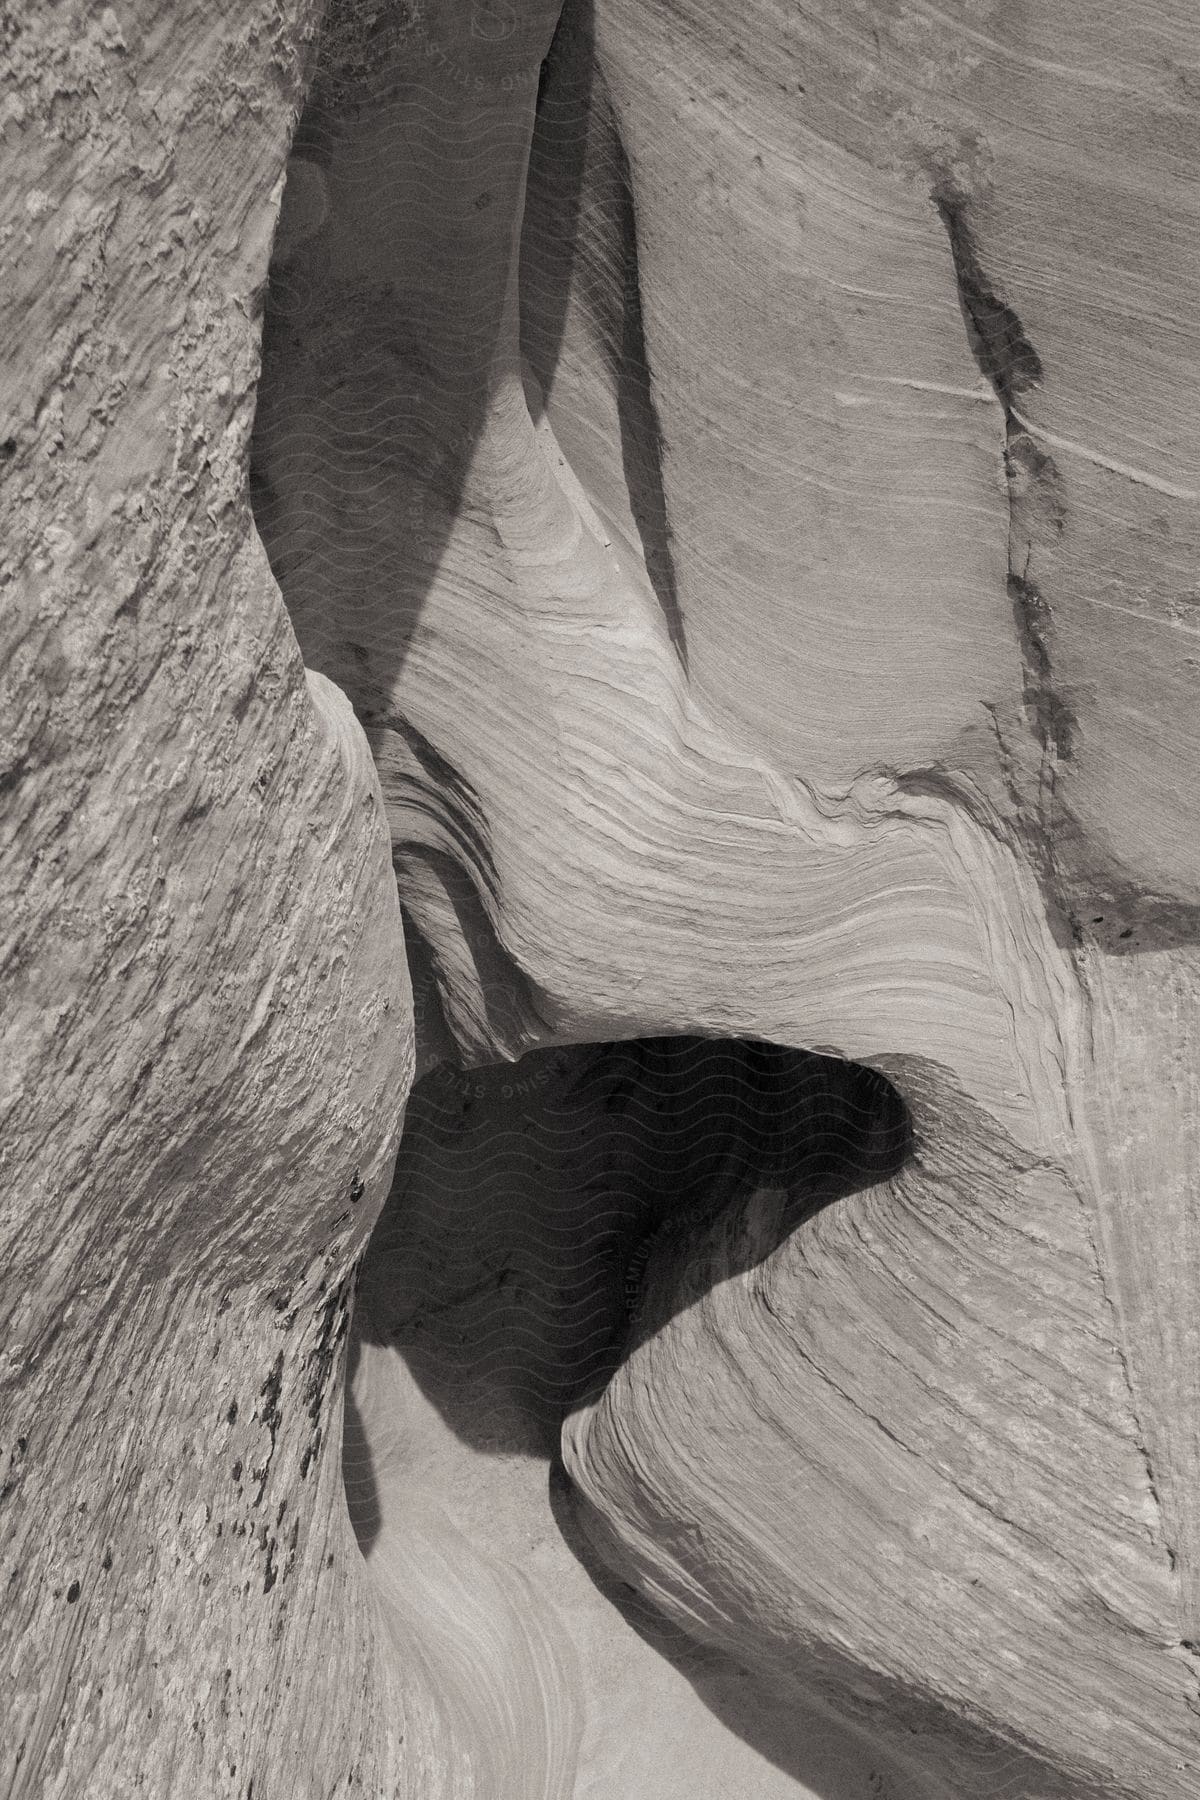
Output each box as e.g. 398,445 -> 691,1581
341,1033 -> 915,1796
348,1035 -> 912,1484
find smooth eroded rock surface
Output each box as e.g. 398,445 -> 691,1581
5,0 -> 1199,1795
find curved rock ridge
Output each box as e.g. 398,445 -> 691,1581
5,0 -> 1200,1795
257,9 -> 1091,1143
251,0 -> 1200,1792
564,1068 -> 1196,1797
576,0 -> 1200,924
348,1035 -> 926,1799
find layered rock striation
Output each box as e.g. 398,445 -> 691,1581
3,0 -> 1199,1795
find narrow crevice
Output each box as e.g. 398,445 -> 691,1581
370,712 -> 500,903
1085,1201 -> 1180,1576
1007,571 -> 1076,764
392,844 -> 558,1065
933,190 -> 1043,412
934,183 -> 1080,944
934,187 -> 1070,772
522,2 -> 688,671
933,188 -> 1179,1605
610,125 -> 689,673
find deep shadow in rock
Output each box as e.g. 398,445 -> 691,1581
521,0 -> 687,667
249,0 -> 581,702
354,1034 -> 912,1460
340,1329 -> 382,1557
348,1032 -> 916,1795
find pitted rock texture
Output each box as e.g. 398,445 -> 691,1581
4,0 -> 1200,1796
1,6 -> 427,1798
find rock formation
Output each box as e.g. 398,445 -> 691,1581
3,1 -> 1198,1796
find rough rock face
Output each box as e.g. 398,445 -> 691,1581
0,7 -> 428,1796
4,0 -> 1199,1797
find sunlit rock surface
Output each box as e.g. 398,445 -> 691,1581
0,6 -> 427,1796
4,0 -> 1199,1795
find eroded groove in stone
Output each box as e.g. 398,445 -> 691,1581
347,1035 -> 921,1796
248,0 -> 1200,1791
7,0 -> 1200,1795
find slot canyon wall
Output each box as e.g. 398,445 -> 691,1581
2,2 -> 1198,1797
